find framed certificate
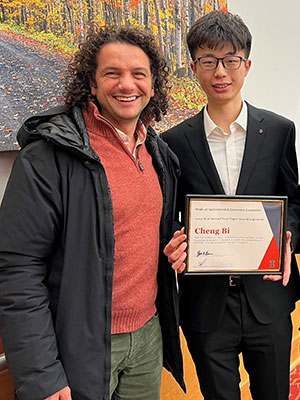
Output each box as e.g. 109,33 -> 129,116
184,195 -> 287,275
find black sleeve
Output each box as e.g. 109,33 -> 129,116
278,122 -> 300,250
0,141 -> 68,400
160,131 -> 184,231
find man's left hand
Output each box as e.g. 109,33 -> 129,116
263,231 -> 292,286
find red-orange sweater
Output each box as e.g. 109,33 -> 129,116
83,103 -> 162,334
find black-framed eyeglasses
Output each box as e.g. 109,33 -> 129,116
193,55 -> 247,71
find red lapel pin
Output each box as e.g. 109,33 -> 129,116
259,129 -> 263,134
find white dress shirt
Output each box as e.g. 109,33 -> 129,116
115,121 -> 146,159
204,102 -> 248,195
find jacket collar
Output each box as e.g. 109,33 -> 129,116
17,105 -> 166,167
17,105 -> 99,161
183,110 -> 225,193
236,102 -> 267,194
183,102 -> 267,194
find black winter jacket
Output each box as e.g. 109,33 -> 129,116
0,106 -> 185,399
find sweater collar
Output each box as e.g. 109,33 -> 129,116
84,101 -> 147,142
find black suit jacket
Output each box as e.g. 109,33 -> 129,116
162,103 -> 300,333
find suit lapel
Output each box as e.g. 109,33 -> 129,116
184,110 -> 225,194
236,103 -> 268,194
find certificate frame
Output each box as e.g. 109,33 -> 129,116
184,195 -> 287,275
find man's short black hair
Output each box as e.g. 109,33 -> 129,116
187,11 -> 252,61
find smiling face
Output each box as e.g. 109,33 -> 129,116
191,43 -> 251,110
90,42 -> 154,136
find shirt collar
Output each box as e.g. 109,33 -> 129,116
204,101 -> 248,137
115,122 -> 147,147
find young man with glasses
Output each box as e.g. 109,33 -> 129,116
162,11 -> 300,400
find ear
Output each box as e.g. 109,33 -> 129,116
89,79 -> 97,96
150,87 -> 154,98
190,60 -> 197,75
244,59 -> 252,77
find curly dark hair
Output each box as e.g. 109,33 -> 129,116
64,25 -> 169,124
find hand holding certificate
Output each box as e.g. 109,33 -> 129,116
184,195 -> 287,275
164,227 -> 187,273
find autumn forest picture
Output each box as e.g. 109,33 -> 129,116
0,0 -> 227,150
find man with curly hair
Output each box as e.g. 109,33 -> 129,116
0,26 -> 185,400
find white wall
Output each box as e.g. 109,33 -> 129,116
229,0 -> 300,160
0,152 -> 18,202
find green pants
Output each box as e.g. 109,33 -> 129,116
110,314 -> 163,400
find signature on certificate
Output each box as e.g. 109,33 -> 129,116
196,250 -> 213,257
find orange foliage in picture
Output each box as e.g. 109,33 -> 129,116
0,0 -> 227,150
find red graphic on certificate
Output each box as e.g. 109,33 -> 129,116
258,236 -> 280,270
